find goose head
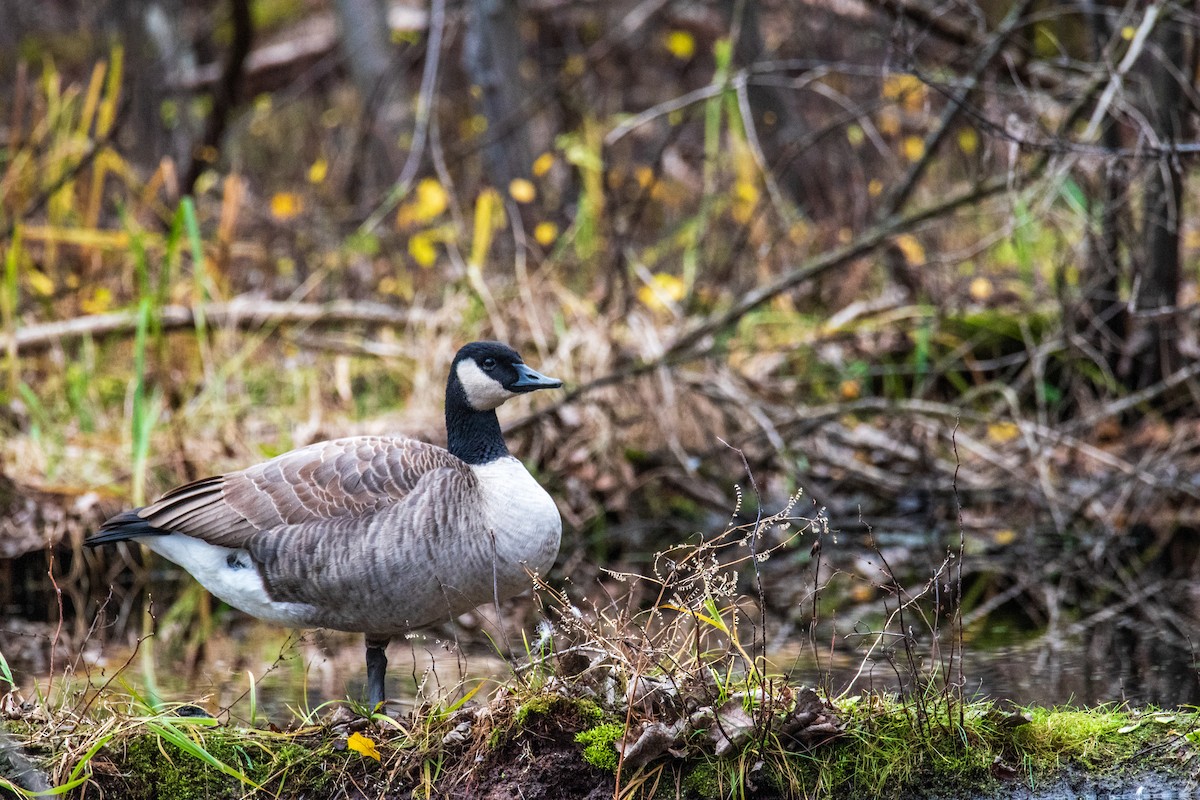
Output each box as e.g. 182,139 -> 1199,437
450,341 -> 562,411
445,341 -> 562,465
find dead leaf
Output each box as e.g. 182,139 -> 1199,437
616,721 -> 682,769
709,700 -> 755,757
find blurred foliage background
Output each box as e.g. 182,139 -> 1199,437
1,0 -> 1199,706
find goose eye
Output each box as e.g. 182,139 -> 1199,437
482,357 -> 497,371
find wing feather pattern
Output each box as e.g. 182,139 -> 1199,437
134,437 -> 472,548
245,464 -> 486,623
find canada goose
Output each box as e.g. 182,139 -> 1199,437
87,341 -> 563,709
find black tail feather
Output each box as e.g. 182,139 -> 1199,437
86,509 -> 168,547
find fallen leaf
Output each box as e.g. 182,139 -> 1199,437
616,721 -> 682,769
709,700 -> 755,757
347,731 -> 381,761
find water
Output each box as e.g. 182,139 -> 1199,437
2,526 -> 1198,716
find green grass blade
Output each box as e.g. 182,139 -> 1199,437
146,718 -> 261,790
0,647 -> 14,690
130,296 -> 152,506
180,197 -> 209,357
2,227 -> 21,396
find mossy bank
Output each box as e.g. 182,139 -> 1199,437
3,690 -> 1197,799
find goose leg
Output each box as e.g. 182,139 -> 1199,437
365,636 -> 389,710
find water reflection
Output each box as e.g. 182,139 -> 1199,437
2,528 -> 1197,714
6,606 -> 1195,718
770,630 -> 1200,709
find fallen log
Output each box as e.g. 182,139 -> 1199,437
0,298 -> 423,356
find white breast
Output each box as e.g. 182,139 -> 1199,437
470,457 -> 562,582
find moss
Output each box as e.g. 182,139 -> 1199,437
122,733 -> 244,800
681,761 -> 722,798
115,728 -> 340,800
574,722 -> 624,772
1013,707 -> 1168,772
489,694 -> 609,751
515,694 -> 603,728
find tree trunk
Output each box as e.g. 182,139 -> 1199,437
1080,0 -> 1128,373
463,0 -> 533,190
332,0 -> 409,195
116,0 -> 196,170
720,0 -> 818,219
183,0 -> 253,195
1120,8 -> 1188,389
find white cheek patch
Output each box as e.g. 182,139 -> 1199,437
456,359 -> 517,410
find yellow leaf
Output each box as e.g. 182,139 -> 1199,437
881,72 -> 925,112
894,234 -> 925,265
533,222 -> 558,246
850,584 -> 875,602
957,127 -> 979,156
731,179 -> 759,224
969,276 -> 993,301
1121,25 -> 1135,41
868,179 -> 883,197
531,152 -> 555,177
991,529 -> 1017,546
81,287 -> 113,314
846,124 -> 865,147
986,421 -> 1019,444
787,220 -> 811,245
663,30 -> 696,60
633,166 -> 654,188
508,178 -> 536,204
379,273 -> 414,301
839,379 -> 861,400
307,158 -> 328,184
902,135 -> 925,162
637,272 -> 686,312
270,192 -> 302,221
397,179 -> 449,229
28,270 -> 54,297
347,732 -> 381,761
408,231 -> 439,268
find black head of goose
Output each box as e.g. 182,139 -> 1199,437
87,341 -> 563,709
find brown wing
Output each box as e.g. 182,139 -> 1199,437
244,464 -> 487,619
137,436 -> 468,548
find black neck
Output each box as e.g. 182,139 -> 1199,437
445,376 -> 511,465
